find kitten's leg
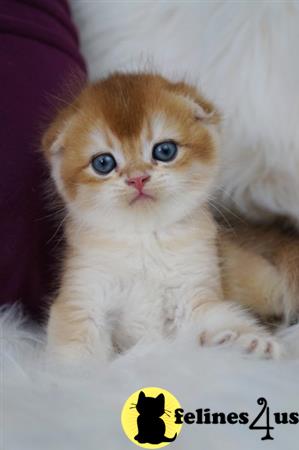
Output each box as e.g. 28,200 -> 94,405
47,296 -> 112,363
191,301 -> 283,359
220,234 -> 296,324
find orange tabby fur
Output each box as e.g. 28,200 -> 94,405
219,220 -> 299,325
43,73 -> 283,362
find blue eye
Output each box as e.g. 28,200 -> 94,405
91,153 -> 116,175
152,141 -> 178,162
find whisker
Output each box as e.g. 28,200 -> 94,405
46,212 -> 69,246
216,202 -> 246,224
208,200 -> 234,230
37,207 -> 66,222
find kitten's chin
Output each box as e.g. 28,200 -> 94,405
129,192 -> 156,206
68,189 -> 209,235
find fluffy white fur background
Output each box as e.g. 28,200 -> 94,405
3,2 -> 299,449
2,306 -> 299,450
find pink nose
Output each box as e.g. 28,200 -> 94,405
126,174 -> 150,191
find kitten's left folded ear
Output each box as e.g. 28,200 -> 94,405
181,95 -> 219,124
167,81 -> 220,125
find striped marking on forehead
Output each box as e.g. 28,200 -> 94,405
92,75 -> 148,140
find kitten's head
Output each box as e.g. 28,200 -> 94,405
43,73 -> 220,233
136,391 -> 165,417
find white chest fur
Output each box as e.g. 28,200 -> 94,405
63,215 -> 220,351
49,213 -> 280,361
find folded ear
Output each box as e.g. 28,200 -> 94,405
178,94 -> 218,123
166,80 -> 220,125
41,104 -> 77,160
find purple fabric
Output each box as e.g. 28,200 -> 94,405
0,0 -> 87,320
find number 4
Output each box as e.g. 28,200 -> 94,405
249,397 -> 274,440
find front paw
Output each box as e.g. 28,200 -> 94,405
198,329 -> 283,359
237,333 -> 282,359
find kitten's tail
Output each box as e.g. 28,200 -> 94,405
162,433 -> 177,442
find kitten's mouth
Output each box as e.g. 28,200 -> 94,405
129,192 -> 156,205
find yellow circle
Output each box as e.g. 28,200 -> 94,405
121,386 -> 183,448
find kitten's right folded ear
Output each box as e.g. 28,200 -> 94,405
42,104 -> 76,160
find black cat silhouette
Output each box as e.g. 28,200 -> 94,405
134,391 -> 177,444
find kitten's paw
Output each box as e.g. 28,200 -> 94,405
237,333 -> 283,360
199,329 -> 239,347
198,329 -> 283,359
211,330 -> 239,345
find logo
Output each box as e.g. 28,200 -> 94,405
122,391 -> 299,445
121,387 -> 183,448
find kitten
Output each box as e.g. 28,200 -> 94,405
134,391 -> 176,444
43,72 -> 281,362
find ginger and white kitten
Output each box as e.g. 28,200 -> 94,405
43,73 -> 280,362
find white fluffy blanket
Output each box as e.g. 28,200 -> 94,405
2,305 -> 299,449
